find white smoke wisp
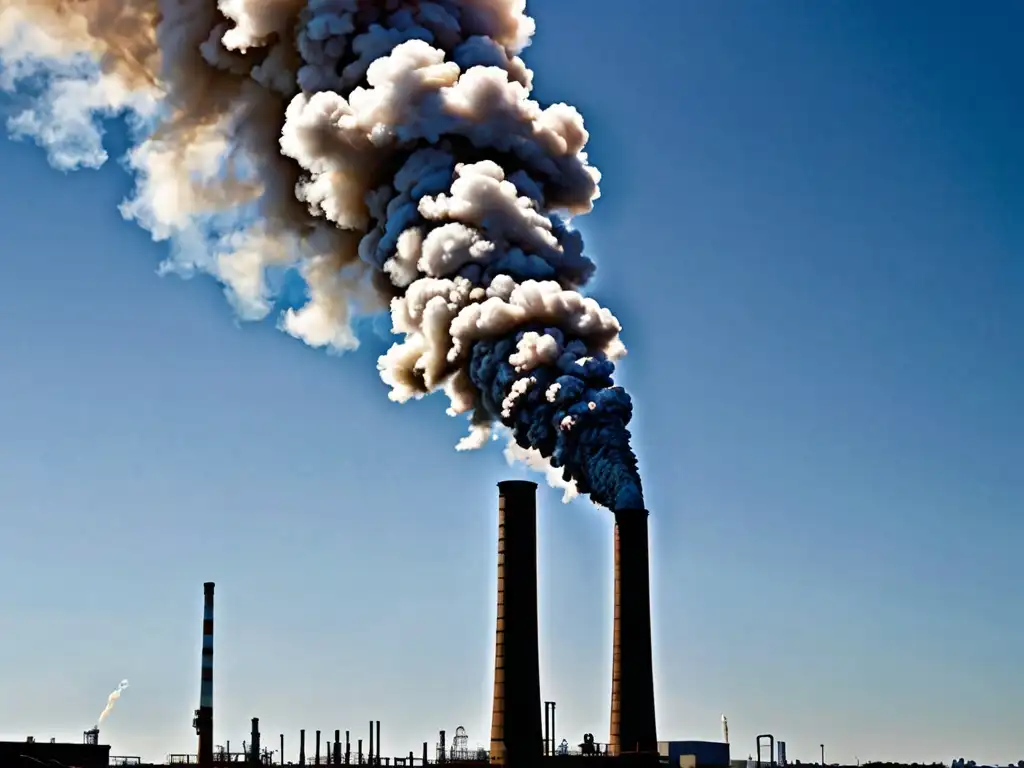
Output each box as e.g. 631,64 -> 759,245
1,0 -> 633,504
97,679 -> 129,725
504,436 -> 579,503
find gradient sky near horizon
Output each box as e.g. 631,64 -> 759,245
0,0 -> 1021,764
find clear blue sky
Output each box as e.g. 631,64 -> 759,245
1,0 -> 1021,764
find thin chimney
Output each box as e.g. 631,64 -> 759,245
250,718 -> 260,765
194,582 -> 214,768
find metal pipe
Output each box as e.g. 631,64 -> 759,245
488,480 -> 543,767
345,731 -> 350,765
358,739 -> 363,764
369,721 -> 374,764
334,729 -> 340,766
609,509 -> 657,755
316,730 -> 321,766
422,742 -> 428,766
300,729 -> 306,766
280,735 -> 284,766
375,720 -> 380,765
195,582 -> 215,768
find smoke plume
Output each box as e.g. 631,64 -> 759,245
97,679 -> 129,725
0,0 -> 643,510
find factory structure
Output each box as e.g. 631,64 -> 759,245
2,481 -> 729,767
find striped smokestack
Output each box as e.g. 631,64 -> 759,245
195,581 -> 214,767
609,510 -> 657,756
489,480 -> 542,767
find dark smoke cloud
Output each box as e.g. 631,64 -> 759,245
0,0 -> 643,510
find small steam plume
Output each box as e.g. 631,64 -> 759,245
721,714 -> 729,744
0,0 -> 643,511
97,679 -> 129,725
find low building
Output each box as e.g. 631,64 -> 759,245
659,739 -> 732,767
0,732 -> 111,768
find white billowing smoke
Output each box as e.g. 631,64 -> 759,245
97,679 -> 129,725
722,714 -> 729,744
0,0 -> 629,497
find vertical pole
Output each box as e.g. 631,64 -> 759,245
544,702 -> 550,756
551,702 -> 555,756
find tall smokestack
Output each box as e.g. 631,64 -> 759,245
194,582 -> 214,768
609,510 -> 657,756
489,480 -> 543,766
